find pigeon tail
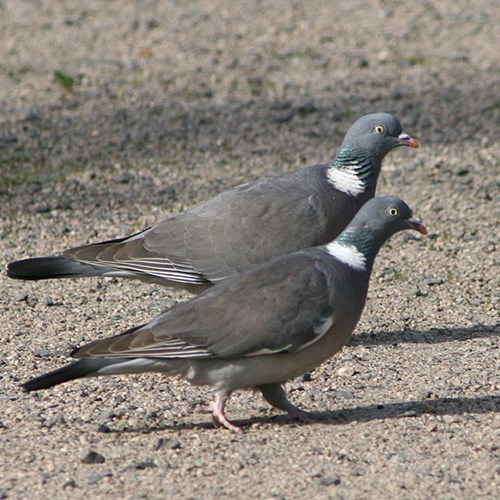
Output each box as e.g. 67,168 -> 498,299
22,359 -> 111,391
7,256 -> 104,280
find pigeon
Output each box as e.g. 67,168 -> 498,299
7,113 -> 418,291
22,196 -> 427,431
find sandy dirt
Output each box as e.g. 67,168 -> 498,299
0,1 -> 498,498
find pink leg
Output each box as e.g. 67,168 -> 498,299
196,391 -> 241,432
209,391 -> 241,432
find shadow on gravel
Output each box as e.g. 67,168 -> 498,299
313,395 -> 500,424
109,394 -> 499,433
1,64 -> 498,181
350,324 -> 499,346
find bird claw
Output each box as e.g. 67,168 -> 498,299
212,413 -> 242,433
199,398 -> 242,432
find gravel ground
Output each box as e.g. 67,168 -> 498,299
0,1 -> 499,498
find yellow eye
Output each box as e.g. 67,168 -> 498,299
388,207 -> 398,217
374,125 -> 385,134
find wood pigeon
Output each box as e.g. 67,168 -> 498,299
22,196 -> 427,431
7,113 -> 418,291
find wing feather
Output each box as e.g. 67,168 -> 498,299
73,251 -> 340,361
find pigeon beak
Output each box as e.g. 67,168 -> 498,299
407,216 -> 427,235
398,132 -> 419,148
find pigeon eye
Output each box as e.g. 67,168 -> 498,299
388,207 -> 399,217
374,125 -> 385,134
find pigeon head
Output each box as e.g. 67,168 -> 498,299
326,196 -> 426,271
349,195 -> 427,238
340,113 -> 419,159
328,113 -> 418,197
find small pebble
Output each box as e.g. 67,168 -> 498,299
96,424 -> 111,433
269,110 -> 295,123
44,414 -> 65,428
419,390 -> 439,400
14,292 -> 28,302
87,473 -> 112,485
337,364 -> 356,377
335,390 -> 355,399
400,410 -> 417,418
43,296 -> 54,306
34,349 -> 51,358
62,479 -> 77,489
146,18 -> 159,29
27,296 -> 38,307
154,438 -> 181,451
351,467 -> 366,476
0,134 -> 18,145
97,410 -> 115,423
318,475 -> 341,486
297,99 -> 317,115
134,459 -> 157,470
408,285 -> 426,298
36,205 -> 51,214
427,278 -> 444,286
270,100 -> 292,110
80,450 -> 105,464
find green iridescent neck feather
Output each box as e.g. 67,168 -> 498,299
335,228 -> 379,263
327,147 -> 379,195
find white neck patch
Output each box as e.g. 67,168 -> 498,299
326,168 -> 366,196
326,242 -> 367,271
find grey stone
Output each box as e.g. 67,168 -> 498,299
154,438 -> 181,451
351,467 -> 366,476
44,414 -> 65,428
400,410 -> 418,418
97,410 -> 115,423
43,296 -> 54,306
13,292 -> 28,302
427,278 -> 444,286
34,349 -> 51,358
80,450 -> 105,464
87,473 -> 112,485
133,459 -> 157,470
319,475 -> 341,486
62,479 -> 77,489
335,390 -> 355,399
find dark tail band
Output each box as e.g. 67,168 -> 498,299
7,256 -> 103,281
22,359 -> 110,391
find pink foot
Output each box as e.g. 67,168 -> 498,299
211,410 -> 242,433
210,392 -> 242,432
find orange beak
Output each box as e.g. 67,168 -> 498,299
398,132 -> 419,148
408,217 -> 427,234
